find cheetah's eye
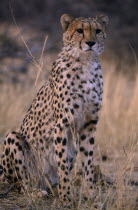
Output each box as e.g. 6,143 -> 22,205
76,29 -> 83,34
96,29 -> 102,34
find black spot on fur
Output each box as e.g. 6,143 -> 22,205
66,64 -> 70,68
5,148 -> 9,156
18,145 -> 22,151
59,152 -> 62,158
0,165 -> 3,175
89,137 -> 94,144
15,142 -> 19,147
64,178 -> 67,182
67,73 -> 71,78
80,147 -> 85,152
11,139 -> 15,144
81,134 -> 86,140
19,160 -> 22,164
89,151 -> 93,156
70,109 -> 74,115
84,151 -> 88,156
62,118 -> 68,124
84,120 -> 98,128
8,169 -> 13,174
11,152 -> 14,159
88,160 -> 91,165
66,98 -> 71,103
62,138 -> 67,146
57,137 -> 61,143
61,165 -> 65,170
7,138 -> 11,144
73,104 -> 79,109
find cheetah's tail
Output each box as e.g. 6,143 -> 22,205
0,164 -> 16,198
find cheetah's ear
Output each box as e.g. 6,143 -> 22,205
60,14 -> 74,31
96,15 -> 109,31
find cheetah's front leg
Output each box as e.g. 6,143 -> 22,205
79,118 -> 98,197
54,121 -> 71,205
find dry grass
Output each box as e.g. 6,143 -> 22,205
0,55 -> 138,209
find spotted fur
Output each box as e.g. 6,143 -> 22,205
0,14 -> 108,205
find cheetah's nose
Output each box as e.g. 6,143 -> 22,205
86,41 -> 95,47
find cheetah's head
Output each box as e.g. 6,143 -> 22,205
61,14 -> 108,57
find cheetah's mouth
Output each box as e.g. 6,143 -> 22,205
85,49 -> 93,52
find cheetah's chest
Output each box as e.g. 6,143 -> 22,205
73,62 -> 103,111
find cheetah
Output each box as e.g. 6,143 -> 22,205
0,14 -> 108,205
